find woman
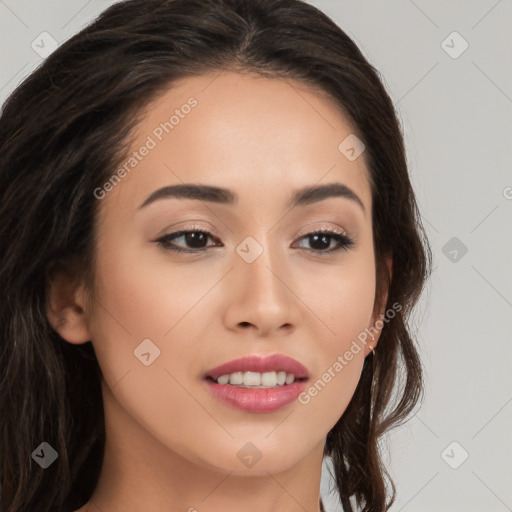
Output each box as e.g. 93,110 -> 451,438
0,0 -> 432,511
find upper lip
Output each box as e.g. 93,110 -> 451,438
205,354 -> 309,381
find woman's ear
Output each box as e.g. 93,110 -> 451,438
46,264 -> 92,344
366,253 -> 393,355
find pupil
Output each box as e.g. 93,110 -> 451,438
310,234 -> 330,250
186,232 -> 207,248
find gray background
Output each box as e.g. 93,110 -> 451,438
1,1 -> 511,511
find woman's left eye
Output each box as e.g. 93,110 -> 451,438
293,229 -> 354,253
155,228 -> 354,255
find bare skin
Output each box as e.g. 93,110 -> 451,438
48,71 -> 390,512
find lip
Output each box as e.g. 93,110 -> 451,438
204,379 -> 308,413
203,354 -> 309,414
204,354 -> 309,380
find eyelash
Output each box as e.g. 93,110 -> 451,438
155,226 -> 354,256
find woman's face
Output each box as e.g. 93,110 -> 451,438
81,71 -> 383,475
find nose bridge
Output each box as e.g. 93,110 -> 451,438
237,232 -> 285,299
228,230 -> 298,334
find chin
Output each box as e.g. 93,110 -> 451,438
196,438 -> 311,476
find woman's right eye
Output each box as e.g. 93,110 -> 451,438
155,229 -> 220,253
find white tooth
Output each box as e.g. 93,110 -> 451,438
229,372 -> 244,385
219,371 -> 295,387
243,371 -> 261,386
276,371 -> 287,385
261,371 -> 277,387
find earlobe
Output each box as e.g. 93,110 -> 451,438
46,267 -> 92,344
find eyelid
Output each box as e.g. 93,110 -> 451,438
154,220 -> 216,237
296,224 -> 348,238
156,223 -> 349,242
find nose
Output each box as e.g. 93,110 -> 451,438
223,240 -> 301,338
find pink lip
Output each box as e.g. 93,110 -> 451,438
203,354 -> 309,414
204,379 -> 308,413
204,354 -> 309,380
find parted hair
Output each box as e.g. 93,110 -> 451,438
0,1 -> 432,510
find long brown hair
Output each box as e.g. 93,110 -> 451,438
0,1 -> 432,510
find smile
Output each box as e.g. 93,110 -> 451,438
204,354 -> 310,413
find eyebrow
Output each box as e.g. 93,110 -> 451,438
138,182 -> 365,213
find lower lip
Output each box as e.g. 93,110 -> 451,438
204,379 -> 308,413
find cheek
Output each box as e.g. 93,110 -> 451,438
294,253 -> 376,425
86,236 -> 217,389
295,281 -> 373,434
89,234 -> 212,337
302,247 -> 376,347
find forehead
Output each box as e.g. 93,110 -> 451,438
101,71 -> 372,216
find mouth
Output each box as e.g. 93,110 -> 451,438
203,353 -> 310,412
204,353 -> 309,389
